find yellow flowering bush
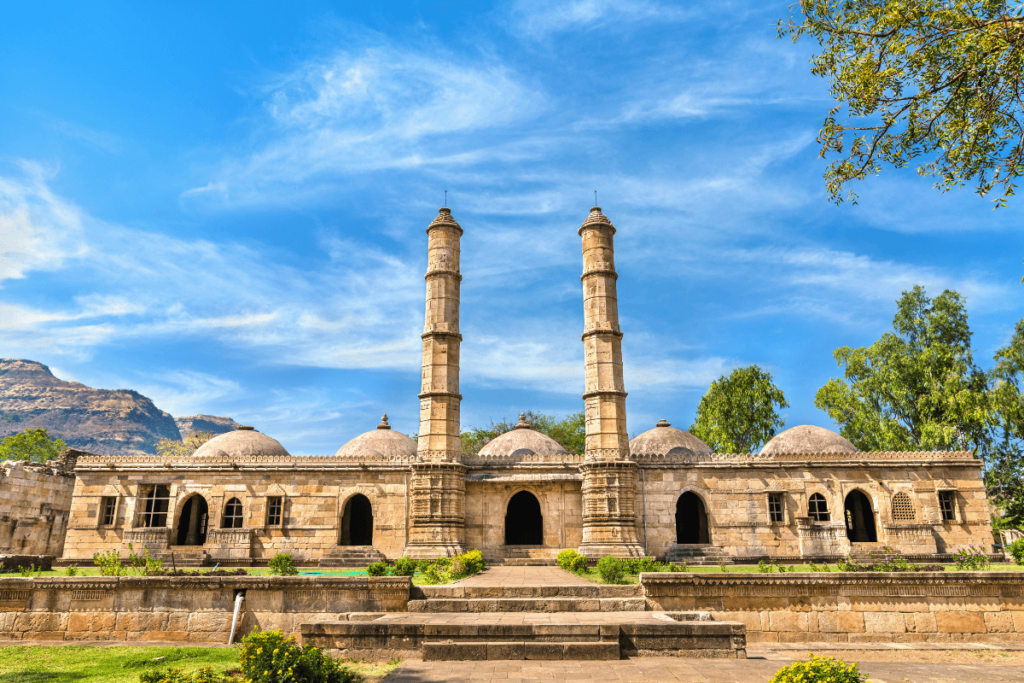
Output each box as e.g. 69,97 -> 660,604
238,629 -> 358,683
770,654 -> 869,683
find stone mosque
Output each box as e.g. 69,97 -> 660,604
60,208 -> 994,566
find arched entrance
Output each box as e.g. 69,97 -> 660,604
340,494 -> 373,545
844,490 -> 877,543
505,491 -> 543,545
676,492 -> 710,544
174,495 -> 209,546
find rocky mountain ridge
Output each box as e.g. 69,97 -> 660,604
0,359 -> 237,457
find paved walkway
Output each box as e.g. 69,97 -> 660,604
385,653 -> 1024,682
459,566 -> 590,586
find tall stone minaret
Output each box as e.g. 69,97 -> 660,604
405,207 -> 467,559
578,206 -> 644,558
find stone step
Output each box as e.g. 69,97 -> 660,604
408,597 -> 647,612
319,546 -> 386,567
665,545 -> 731,565
416,584 -> 642,599
423,641 -> 618,661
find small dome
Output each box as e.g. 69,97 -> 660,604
193,426 -> 289,458
760,425 -> 858,455
477,414 -> 569,458
629,420 -> 711,457
336,414 -> 417,459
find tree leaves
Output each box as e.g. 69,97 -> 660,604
689,365 -> 791,453
0,428 -> 67,463
780,0 -> 1024,206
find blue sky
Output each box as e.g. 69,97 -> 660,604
1,0 -> 1021,454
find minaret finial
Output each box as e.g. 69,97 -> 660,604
515,413 -> 531,429
377,414 -> 391,430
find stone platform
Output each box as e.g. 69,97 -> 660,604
300,611 -> 746,661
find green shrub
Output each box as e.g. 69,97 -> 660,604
93,549 -> 123,576
596,556 -> 626,584
268,553 -> 299,576
416,549 -> 487,585
568,554 -> 589,573
664,561 -> 688,572
623,557 -> 659,574
951,545 -> 990,571
556,549 -> 579,571
64,564 -> 80,577
366,561 -> 389,577
1007,538 -> 1024,565
239,629 -> 357,683
392,557 -> 417,576
139,667 -> 233,683
416,559 -> 432,573
769,653 -> 868,683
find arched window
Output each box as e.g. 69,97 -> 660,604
891,492 -> 915,521
808,493 -> 830,522
222,497 -> 244,529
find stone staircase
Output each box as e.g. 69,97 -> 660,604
158,548 -> 210,567
319,546 -> 387,568
409,584 -> 646,613
665,545 -> 731,565
499,547 -> 560,566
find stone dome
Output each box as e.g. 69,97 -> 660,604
336,414 -> 417,459
760,425 -> 858,455
629,420 -> 712,456
476,414 -> 569,458
192,426 -> 289,458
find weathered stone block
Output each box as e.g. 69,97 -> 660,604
984,612 -> 1014,633
935,612 -> 986,633
863,612 -> 907,633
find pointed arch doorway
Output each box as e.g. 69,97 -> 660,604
844,490 -> 877,542
340,494 -> 373,546
174,495 -> 209,546
676,492 -> 710,544
505,491 -> 543,545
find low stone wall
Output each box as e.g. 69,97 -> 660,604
641,572 -> 1024,643
0,576 -> 409,642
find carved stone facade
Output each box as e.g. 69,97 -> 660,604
58,207 -> 995,566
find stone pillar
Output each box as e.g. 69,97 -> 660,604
577,207 -> 644,558
184,499 -> 201,546
405,207 -> 467,559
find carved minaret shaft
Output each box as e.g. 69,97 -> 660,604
578,206 -> 643,557
405,207 -> 467,559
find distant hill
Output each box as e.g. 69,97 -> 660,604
175,414 -> 240,439
0,359 -> 235,457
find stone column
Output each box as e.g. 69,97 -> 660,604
184,499 -> 201,546
577,207 -> 644,558
405,207 -> 467,559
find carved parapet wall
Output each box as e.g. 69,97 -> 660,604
74,453 -> 417,471
0,575 -> 410,642
641,572 -> 1024,643
633,450 -> 979,467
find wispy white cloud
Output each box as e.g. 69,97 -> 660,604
508,0 -> 693,38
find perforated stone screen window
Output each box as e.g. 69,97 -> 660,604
222,497 -> 244,529
808,493 -> 830,522
267,496 -> 283,526
767,492 -> 784,523
891,492 -> 915,521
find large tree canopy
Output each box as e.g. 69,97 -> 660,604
0,428 -> 67,463
689,365 -> 790,453
814,286 -> 990,451
988,320 -> 1024,527
780,0 -> 1024,206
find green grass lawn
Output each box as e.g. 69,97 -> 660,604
0,646 -> 403,683
571,562 -> 1024,584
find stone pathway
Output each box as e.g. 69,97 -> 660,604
459,566 -> 590,586
385,655 -> 1024,682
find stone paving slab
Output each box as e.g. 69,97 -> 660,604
384,656 -> 1024,682
459,566 -> 589,586
375,611 -> 683,625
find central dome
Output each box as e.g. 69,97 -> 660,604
193,426 -> 289,458
476,414 -> 569,458
336,414 -> 417,459
760,425 -> 858,455
629,420 -> 712,457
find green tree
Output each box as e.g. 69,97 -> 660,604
689,365 -> 791,453
156,430 -> 215,457
988,319 -> 1024,528
460,410 -> 586,456
814,286 -> 990,452
779,0 -> 1024,207
0,428 -> 68,462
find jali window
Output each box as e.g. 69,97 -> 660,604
267,496 -> 283,526
808,493 -> 830,522
938,491 -> 957,522
891,492 -> 915,521
139,485 -> 170,527
222,497 -> 244,529
767,493 -> 784,523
